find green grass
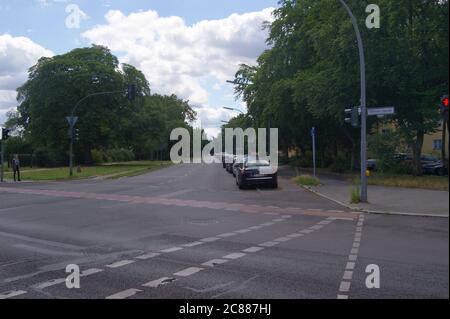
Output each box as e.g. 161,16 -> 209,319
294,175 -> 322,187
3,161 -> 173,181
350,185 -> 361,204
353,173 -> 449,191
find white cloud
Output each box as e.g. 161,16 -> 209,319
0,34 -> 54,123
82,8 -> 274,131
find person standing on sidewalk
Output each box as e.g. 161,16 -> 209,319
12,154 -> 21,182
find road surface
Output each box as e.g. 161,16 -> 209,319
0,164 -> 448,299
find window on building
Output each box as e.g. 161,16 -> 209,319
433,139 -> 443,150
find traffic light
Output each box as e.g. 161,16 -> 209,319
127,84 -> 136,101
345,107 -> 360,127
440,94 -> 449,121
74,128 -> 80,142
0,128 -> 10,141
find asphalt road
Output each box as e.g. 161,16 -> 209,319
0,163 -> 448,299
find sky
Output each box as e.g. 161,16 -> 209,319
0,0 -> 279,138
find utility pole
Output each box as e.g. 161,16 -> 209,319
339,0 -> 368,202
311,127 -> 317,178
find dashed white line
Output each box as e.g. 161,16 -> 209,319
217,233 -> 236,238
259,241 -> 279,247
106,260 -> 136,268
223,253 -> 247,260
274,237 -> 292,243
183,241 -> 205,247
135,252 -> 161,260
143,277 -> 176,288
337,214 -> 365,299
202,259 -> 229,267
106,288 -> 142,299
32,278 -> 66,289
81,268 -> 104,277
159,247 -> 183,253
0,290 -> 27,299
242,247 -> 264,253
200,237 -> 221,242
174,267 -> 204,277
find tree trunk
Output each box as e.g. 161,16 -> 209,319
412,130 -> 424,176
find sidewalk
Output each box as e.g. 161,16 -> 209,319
306,176 -> 449,217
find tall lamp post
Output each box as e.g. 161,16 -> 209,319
339,0 -> 368,203
67,85 -> 135,177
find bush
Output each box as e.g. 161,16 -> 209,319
107,149 -> 135,162
295,175 -> 322,186
92,148 -> 135,163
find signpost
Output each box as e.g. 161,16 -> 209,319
66,116 -> 78,177
311,127 -> 316,178
367,107 -> 395,116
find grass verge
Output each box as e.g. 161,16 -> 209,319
354,173 -> 449,191
3,161 -> 173,181
294,175 -> 322,187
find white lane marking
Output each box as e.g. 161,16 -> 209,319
243,247 -> 264,253
159,247 -> 183,253
235,229 -> 252,234
259,241 -> 279,247
202,259 -> 229,267
337,214 -> 366,299
273,218 -> 284,222
33,278 -> 66,289
106,288 -> 142,299
343,271 -> 354,280
81,268 -> 104,277
261,222 -> 274,226
218,233 -> 236,238
300,229 -> 314,234
174,267 -> 204,277
319,220 -> 332,225
329,217 -> 354,221
346,262 -> 356,270
106,260 -> 136,268
274,237 -> 291,243
223,253 -> 247,260
200,237 -> 221,242
143,277 -> 176,288
287,233 -> 303,238
0,290 -> 27,299
310,225 -> 323,230
135,252 -> 160,260
183,241 -> 205,247
339,281 -> 351,292
248,226 -> 263,230
281,215 -> 292,219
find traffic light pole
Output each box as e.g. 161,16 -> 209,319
0,140 -> 4,183
339,0 -> 368,202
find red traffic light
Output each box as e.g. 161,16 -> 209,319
442,96 -> 449,108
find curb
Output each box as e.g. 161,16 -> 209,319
301,185 -> 449,219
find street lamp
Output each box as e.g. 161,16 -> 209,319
223,107 -> 244,114
339,0 -> 368,203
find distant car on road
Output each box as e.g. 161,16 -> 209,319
394,153 -> 447,175
232,155 -> 247,177
236,157 -> 278,189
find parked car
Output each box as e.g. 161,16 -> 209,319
367,159 -> 377,171
394,153 -> 447,175
421,154 -> 447,176
232,155 -> 247,177
236,157 -> 278,189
